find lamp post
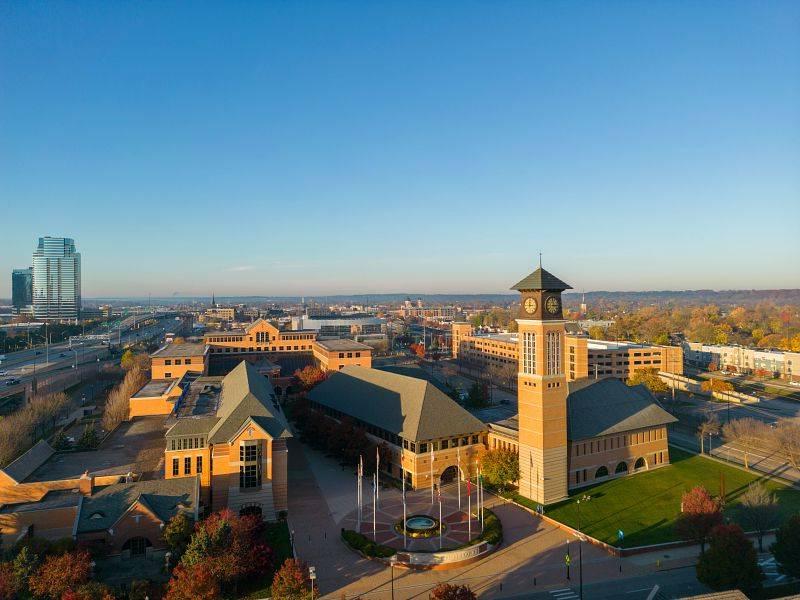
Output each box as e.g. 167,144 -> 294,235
308,566 -> 316,599
576,494 -> 591,599
389,555 -> 397,600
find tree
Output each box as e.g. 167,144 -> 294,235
77,423 -> 100,450
696,524 -> 763,593
675,486 -> 722,554
738,482 -> 780,552
28,549 -> 92,600
409,343 -> 426,358
465,381 -> 489,408
773,420 -> 800,468
722,418 -> 768,470
62,581 -> 117,600
700,378 -> 734,394
11,545 -> 39,597
774,515 -> 800,577
293,365 -> 327,391
697,413 -> 720,455
480,449 -> 519,493
586,326 -> 606,340
164,512 -> 194,557
272,558 -> 316,600
165,564 -> 221,600
429,583 -> 477,600
0,563 -> 18,600
626,369 -> 668,395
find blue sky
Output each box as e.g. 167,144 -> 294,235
1,1 -> 799,298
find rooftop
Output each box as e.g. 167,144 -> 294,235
308,366 -> 485,441
314,338 -> 373,352
173,375 -> 223,419
0,488 -> 82,514
132,378 -> 178,399
510,266 -> 572,292
587,340 -> 655,351
151,342 -> 208,358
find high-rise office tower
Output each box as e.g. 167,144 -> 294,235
11,267 -> 33,313
32,237 -> 81,320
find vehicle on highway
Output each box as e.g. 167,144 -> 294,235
791,381 -> 800,388
60,353 -> 66,357
35,351 -> 42,355
0,371 -> 7,377
4,378 -> 21,386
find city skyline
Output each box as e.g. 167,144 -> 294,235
2,1 -> 799,297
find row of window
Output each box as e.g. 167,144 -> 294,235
415,436 -> 480,454
169,436 -> 206,451
573,428 -> 665,456
209,345 -> 310,353
172,455 -> 203,476
162,357 -> 196,366
337,352 -> 362,358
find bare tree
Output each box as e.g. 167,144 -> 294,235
739,481 -> 780,552
773,420 -> 800,469
101,365 -> 147,432
722,418 -> 769,470
697,413 -> 721,455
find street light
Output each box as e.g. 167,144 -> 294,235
576,494 -> 591,600
389,554 -> 397,600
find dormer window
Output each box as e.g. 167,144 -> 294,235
89,511 -> 105,520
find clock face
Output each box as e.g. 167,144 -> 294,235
524,297 -> 537,314
545,296 -> 560,315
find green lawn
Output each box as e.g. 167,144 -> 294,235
515,447 -> 800,548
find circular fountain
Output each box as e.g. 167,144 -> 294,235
395,514 -> 443,538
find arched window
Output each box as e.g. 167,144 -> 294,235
122,536 -> 151,557
614,461 -> 628,474
634,457 -> 646,470
595,466 -> 609,479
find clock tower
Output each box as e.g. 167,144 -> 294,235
512,265 -> 572,505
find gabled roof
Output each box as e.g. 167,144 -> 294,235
307,366 -> 485,442
77,477 -> 197,533
0,440 -> 55,484
244,318 -> 279,334
510,267 -> 572,291
207,361 -> 292,443
567,378 -> 677,441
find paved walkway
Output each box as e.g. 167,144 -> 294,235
286,440 -> 682,599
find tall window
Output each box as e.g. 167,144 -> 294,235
546,331 -> 561,375
172,458 -> 179,476
522,332 -> 536,374
184,456 -> 191,475
196,456 -> 203,474
239,442 -> 262,489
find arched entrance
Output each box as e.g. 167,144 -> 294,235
595,466 -> 609,479
439,465 -> 460,485
614,461 -> 628,474
240,503 -> 263,518
122,536 -> 151,557
634,457 -> 647,471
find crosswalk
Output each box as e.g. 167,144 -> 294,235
549,588 -> 579,600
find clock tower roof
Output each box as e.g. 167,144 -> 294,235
511,267 -> 572,292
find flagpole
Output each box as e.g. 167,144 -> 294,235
467,477 -> 472,541
430,446 -> 435,504
457,446 -> 462,510
439,495 -> 443,550
373,472 -> 377,541
357,462 -> 361,530
402,470 -> 407,550
376,446 -> 380,507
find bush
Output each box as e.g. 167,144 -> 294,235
341,530 -> 396,558
479,510 -> 502,546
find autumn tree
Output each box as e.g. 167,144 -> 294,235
62,581 -> 117,600
626,369 -> 668,395
293,365 -> 327,391
738,482 -> 780,552
722,418 -> 769,470
165,564 -> 221,600
481,448 -> 519,492
28,549 -> 92,600
697,413 -> 720,455
772,514 -> 800,578
0,563 -> 17,600
429,583 -> 477,600
675,486 -> 722,554
700,378 -> 734,394
696,524 -> 763,593
272,558 -> 316,600
11,545 -> 39,597
409,343 -> 426,358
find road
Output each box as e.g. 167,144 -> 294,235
0,316 -> 179,400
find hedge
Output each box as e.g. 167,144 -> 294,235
341,529 -> 396,558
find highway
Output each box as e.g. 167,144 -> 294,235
0,315 -> 181,400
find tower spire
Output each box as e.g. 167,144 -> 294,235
538,252 -> 542,268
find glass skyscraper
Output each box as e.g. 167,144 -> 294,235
11,267 -> 33,312
32,237 -> 81,320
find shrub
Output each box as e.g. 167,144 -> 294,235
341,530 -> 396,558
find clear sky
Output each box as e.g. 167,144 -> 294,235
1,1 -> 799,298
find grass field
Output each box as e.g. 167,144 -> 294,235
514,446 -> 800,548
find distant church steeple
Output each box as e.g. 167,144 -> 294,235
211,292 -> 216,308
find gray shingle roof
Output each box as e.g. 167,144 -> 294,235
510,267 -> 572,291
77,477 -> 197,533
307,366 -> 485,442
567,378 -> 677,441
165,417 -> 219,437
0,440 -> 55,483
207,361 -> 292,443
